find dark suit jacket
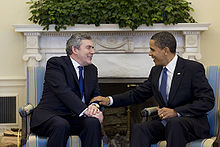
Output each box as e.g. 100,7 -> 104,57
111,56 -> 215,138
30,56 -> 100,128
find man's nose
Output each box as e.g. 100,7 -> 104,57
149,50 -> 152,56
90,48 -> 95,54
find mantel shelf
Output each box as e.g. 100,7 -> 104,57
13,23 -> 210,33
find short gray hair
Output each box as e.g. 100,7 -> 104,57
66,33 -> 92,55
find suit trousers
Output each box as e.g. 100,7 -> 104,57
130,117 -> 200,147
31,115 -> 102,147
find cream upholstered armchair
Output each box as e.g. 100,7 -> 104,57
141,66 -> 220,147
19,66 -> 108,147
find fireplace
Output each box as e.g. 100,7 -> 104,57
98,78 -> 157,146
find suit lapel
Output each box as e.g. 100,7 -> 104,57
168,57 -> 185,104
65,56 -> 79,87
154,66 -> 163,91
84,66 -> 90,104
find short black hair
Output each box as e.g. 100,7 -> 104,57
151,31 -> 176,53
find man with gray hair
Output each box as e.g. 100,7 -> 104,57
30,33 -> 103,147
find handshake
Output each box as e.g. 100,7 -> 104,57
84,96 -> 110,123
90,96 -> 111,106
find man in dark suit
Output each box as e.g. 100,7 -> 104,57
30,34 -> 103,147
91,31 -> 215,147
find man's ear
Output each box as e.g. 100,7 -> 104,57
164,47 -> 170,55
72,46 -> 79,54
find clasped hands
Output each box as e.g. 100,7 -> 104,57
84,96 -> 110,123
84,103 -> 103,123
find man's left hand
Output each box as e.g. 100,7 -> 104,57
157,107 -> 177,120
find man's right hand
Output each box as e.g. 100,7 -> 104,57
85,104 -> 100,116
91,111 -> 103,123
84,105 -> 104,123
90,96 -> 110,106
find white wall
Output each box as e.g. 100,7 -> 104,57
190,0 -> 220,66
0,0 -> 31,132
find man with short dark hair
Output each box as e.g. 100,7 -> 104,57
30,34 -> 103,147
91,31 -> 215,147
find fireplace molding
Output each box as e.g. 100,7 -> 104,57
13,23 -> 210,78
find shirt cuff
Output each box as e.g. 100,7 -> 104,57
107,96 -> 113,106
79,108 -> 87,117
177,112 -> 181,117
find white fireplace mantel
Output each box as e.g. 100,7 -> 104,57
13,23 -> 210,32
13,23 -> 210,78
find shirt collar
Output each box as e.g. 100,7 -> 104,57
70,56 -> 81,69
165,54 -> 178,74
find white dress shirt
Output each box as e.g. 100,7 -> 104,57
70,57 -> 86,116
70,57 -> 85,103
158,54 -> 178,101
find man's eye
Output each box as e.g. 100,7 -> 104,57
86,46 -> 94,49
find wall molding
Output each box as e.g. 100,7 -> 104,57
0,76 -> 26,87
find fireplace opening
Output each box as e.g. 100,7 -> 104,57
98,78 -> 158,146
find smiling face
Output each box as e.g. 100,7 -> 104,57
149,40 -> 169,66
72,39 -> 95,66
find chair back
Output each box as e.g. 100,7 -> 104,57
27,66 -> 45,107
206,66 -> 220,137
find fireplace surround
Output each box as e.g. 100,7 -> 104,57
13,23 -> 209,77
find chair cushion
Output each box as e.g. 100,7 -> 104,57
186,137 -> 216,147
23,134 -> 107,147
23,134 -> 80,147
151,137 -> 216,147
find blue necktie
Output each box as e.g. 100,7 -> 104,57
160,67 -> 168,126
160,67 -> 168,105
78,66 -> 84,101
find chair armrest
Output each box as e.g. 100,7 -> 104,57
141,106 -> 158,117
19,103 -> 34,117
19,103 -> 34,146
213,111 -> 220,147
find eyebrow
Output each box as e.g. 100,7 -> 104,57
86,45 -> 94,49
150,47 -> 155,51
